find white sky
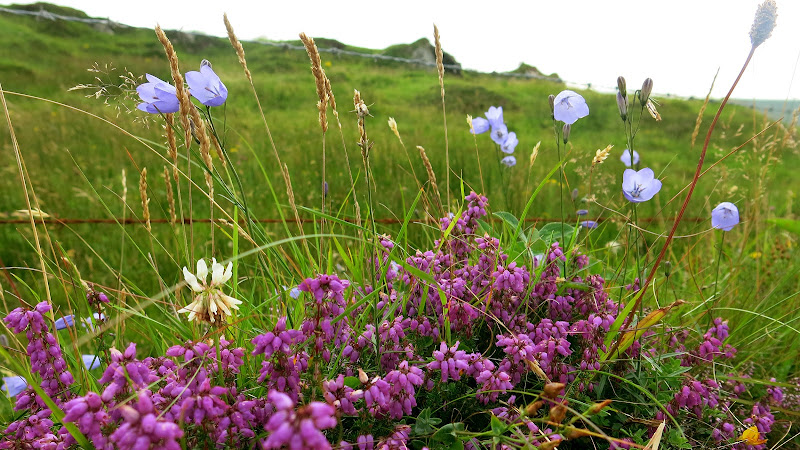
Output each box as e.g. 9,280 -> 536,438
12,0 -> 800,100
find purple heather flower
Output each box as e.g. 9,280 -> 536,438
263,390 -> 337,449
470,117 -> 490,134
136,74 -> 180,114
622,168 -> 662,203
500,132 -> 518,154
490,123 -> 509,145
55,314 -> 75,330
711,202 -> 739,231
185,60 -> 228,107
620,149 -> 640,167
580,220 -> 598,229
428,341 -> 469,382
82,354 -> 102,370
2,375 -> 27,398
110,390 -> 183,449
553,90 -> 589,124
485,106 -> 504,127
501,155 -> 517,167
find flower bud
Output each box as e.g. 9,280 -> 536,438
562,123 -> 571,144
616,91 -> 627,121
525,400 -> 544,416
548,403 -> 567,424
617,76 -> 627,98
587,399 -> 612,415
564,427 -> 592,440
538,440 -> 562,450
571,188 -> 579,201
664,260 -> 672,278
640,78 -> 653,107
543,382 -> 566,399
548,94 -> 555,117
358,368 -> 369,384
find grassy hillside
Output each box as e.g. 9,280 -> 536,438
0,3 -> 797,291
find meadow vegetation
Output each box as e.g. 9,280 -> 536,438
1,1 -> 799,449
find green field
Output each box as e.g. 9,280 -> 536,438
1,4 -> 797,288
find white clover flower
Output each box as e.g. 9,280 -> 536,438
178,258 -> 242,324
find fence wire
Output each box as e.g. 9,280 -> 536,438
0,6 -> 577,84
0,217 -> 708,226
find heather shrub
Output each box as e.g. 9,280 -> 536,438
1,1 -> 798,449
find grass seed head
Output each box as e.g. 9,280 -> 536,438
224,13 -> 252,83
750,0 -> 778,48
530,141 -> 541,166
139,168 -> 151,232
592,144 -> 613,166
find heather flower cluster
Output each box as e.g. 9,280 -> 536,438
0,189 -> 785,448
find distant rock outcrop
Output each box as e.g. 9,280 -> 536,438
383,38 -> 462,74
509,63 -> 560,81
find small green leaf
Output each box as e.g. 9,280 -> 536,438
413,408 -> 442,435
343,376 -> 360,389
538,222 -> 575,245
477,219 -> 495,237
493,211 -> 519,230
431,423 -> 465,446
490,414 -> 508,436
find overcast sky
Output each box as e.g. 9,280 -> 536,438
11,0 -> 800,100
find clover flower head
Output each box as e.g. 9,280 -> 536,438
179,258 -> 242,323
501,156 -> 517,167
622,168 -> 662,203
2,376 -> 27,398
186,60 -> 228,107
553,90 -> 589,124
711,202 -> 739,231
621,149 -> 640,167
501,132 -> 518,154
136,74 -> 180,114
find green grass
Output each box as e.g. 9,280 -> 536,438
0,0 -> 798,383
1,4 -> 799,448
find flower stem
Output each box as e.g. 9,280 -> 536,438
611,45 -> 757,355
709,231 -> 726,326
552,120 -> 565,249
